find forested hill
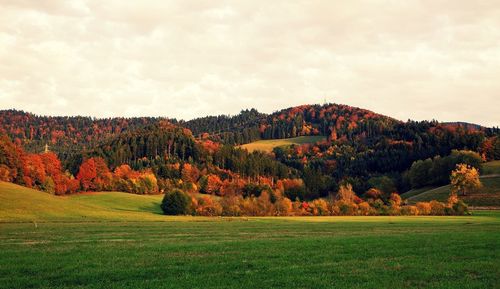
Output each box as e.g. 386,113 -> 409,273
1,104 -> 499,200
1,104 -> 494,151
179,104 -> 399,145
0,109 -> 166,152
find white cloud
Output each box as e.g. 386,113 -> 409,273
0,0 -> 499,126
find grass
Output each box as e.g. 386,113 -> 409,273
0,181 -> 167,222
400,186 -> 435,200
405,177 -> 500,207
1,182 -> 500,288
239,136 -> 327,153
483,160 -> 500,175
1,214 -> 499,289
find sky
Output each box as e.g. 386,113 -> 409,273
0,0 -> 499,127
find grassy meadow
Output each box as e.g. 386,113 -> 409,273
239,136 -> 327,153
1,182 -> 500,288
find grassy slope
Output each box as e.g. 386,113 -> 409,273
405,177 -> 500,206
0,181 -> 167,222
403,161 -> 500,207
400,186 -> 435,200
240,135 -> 326,153
483,160 -> 500,175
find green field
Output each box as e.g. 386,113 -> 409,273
240,136 -> 327,153
0,181 -> 169,222
1,182 -> 500,288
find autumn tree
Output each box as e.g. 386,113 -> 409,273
364,188 -> 383,200
39,152 -> 76,195
181,163 -> 200,183
39,152 -> 62,177
0,165 -> 10,181
336,183 -> 356,203
0,135 -> 24,183
416,202 -> 431,215
22,154 -> 46,188
450,164 -> 481,197
76,157 -> 112,191
200,174 -> 223,195
220,195 -> 244,216
195,195 -> 223,216
388,193 -> 402,215
334,183 -> 358,215
274,197 -> 293,216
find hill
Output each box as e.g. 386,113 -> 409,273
181,103 -> 397,145
1,103 -> 499,200
0,181 -> 166,222
239,136 -> 327,153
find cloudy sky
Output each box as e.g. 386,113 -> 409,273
0,1 -> 499,126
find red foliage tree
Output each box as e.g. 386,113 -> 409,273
22,154 -> 46,188
204,174 -> 222,195
39,152 -> 62,176
77,157 -> 111,191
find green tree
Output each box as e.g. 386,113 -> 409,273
161,189 -> 191,215
368,176 -> 396,196
408,159 -> 433,188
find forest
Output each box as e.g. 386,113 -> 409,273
1,103 -> 499,216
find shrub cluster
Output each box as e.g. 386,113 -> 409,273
161,185 -> 469,216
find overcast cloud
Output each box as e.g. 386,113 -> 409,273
0,0 -> 499,126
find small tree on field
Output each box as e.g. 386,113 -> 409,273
450,164 -> 481,197
161,189 -> 191,215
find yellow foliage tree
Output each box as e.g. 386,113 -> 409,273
450,163 -> 481,197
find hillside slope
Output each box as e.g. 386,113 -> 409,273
405,176 -> 500,207
0,182 -> 166,222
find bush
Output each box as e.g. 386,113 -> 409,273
370,199 -> 389,215
364,188 -> 383,200
335,200 -> 358,216
401,205 -> 419,215
195,196 -> 223,216
220,195 -> 243,216
310,199 -> 329,216
416,202 -> 432,215
358,202 -> 374,216
161,189 -> 191,215
429,200 -> 446,215
275,197 -> 293,216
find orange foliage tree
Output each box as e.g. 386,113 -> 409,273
77,157 -> 112,191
